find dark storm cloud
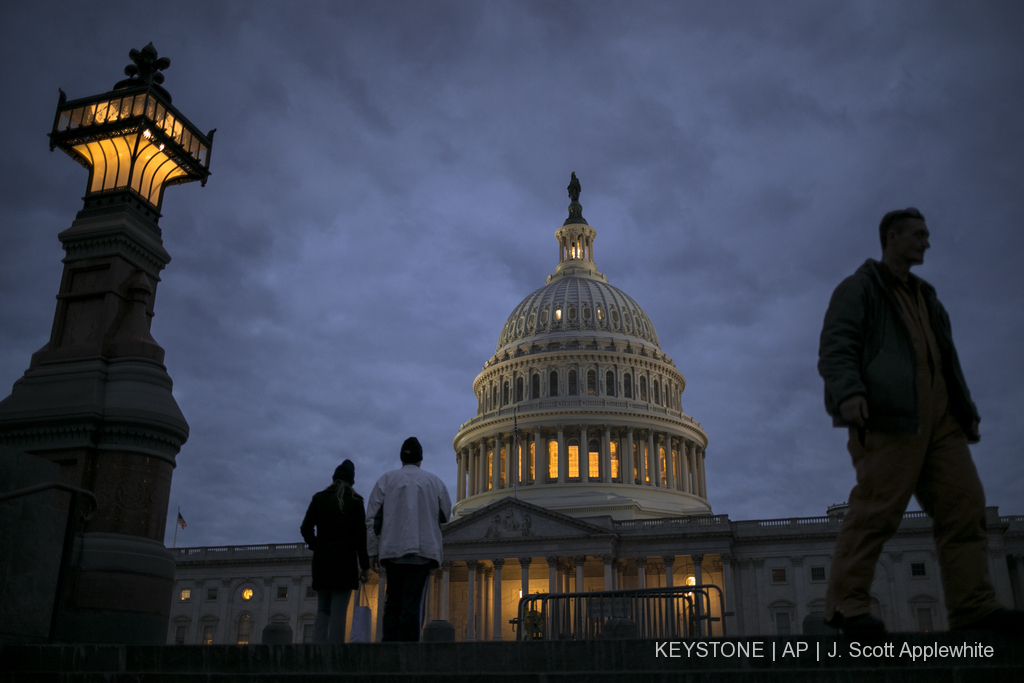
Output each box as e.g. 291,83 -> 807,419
1,1 -> 1022,545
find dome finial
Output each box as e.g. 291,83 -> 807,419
564,172 -> 586,225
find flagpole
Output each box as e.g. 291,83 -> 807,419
173,506 -> 179,548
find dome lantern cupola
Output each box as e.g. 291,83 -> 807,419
550,172 -> 605,283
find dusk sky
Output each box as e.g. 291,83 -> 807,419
1,2 -> 1021,547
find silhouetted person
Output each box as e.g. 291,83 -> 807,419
366,437 -> 452,641
300,460 -> 369,643
819,208 -> 1023,636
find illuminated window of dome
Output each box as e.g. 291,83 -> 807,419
554,306 -> 562,321
242,589 -> 253,601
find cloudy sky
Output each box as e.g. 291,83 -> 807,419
1,1 -> 1022,547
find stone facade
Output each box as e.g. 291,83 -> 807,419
167,502 -> 1024,643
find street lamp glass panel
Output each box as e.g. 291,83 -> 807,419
51,88 -> 212,210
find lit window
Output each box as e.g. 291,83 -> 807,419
588,440 -> 600,479
610,440 -> 619,480
277,586 -> 288,599
242,588 -> 253,601
811,567 -> 826,582
548,440 -> 558,479
659,447 -> 667,487
911,563 -> 926,577
236,614 -> 252,645
180,589 -> 191,602
554,306 -> 562,321
529,442 -> 535,481
771,568 -> 787,584
685,576 -> 696,586
568,441 -> 580,478
597,306 -> 605,321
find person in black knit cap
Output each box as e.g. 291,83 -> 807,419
300,459 -> 369,643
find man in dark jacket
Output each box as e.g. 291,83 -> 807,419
300,460 -> 370,643
819,208 -> 1021,636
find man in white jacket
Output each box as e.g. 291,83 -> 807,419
366,437 -> 452,641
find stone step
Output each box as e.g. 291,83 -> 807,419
2,635 -> 1020,682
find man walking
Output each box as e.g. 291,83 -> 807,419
818,207 -> 1021,636
366,437 -> 452,641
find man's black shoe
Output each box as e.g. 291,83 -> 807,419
951,608 -> 1024,633
827,612 -> 887,638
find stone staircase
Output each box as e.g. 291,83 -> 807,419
2,635 -> 1021,682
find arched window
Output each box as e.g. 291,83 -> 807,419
587,369 -> 596,396
528,441 -> 535,482
503,381 -> 510,406
624,373 -> 632,399
654,380 -> 660,405
516,377 -> 524,402
632,442 -> 640,483
588,439 -> 600,479
492,385 -> 498,409
568,370 -> 578,396
549,370 -> 559,397
605,370 -> 615,397
567,438 -> 580,478
532,373 -> 540,399
610,440 -> 620,480
659,446 -> 667,487
640,376 -> 648,402
236,614 -> 252,645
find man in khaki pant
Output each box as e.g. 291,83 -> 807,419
818,208 -> 1022,636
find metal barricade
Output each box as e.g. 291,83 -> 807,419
516,584 -> 728,641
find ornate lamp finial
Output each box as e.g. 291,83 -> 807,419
123,43 -> 171,86
564,171 -> 586,225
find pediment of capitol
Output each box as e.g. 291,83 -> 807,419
443,498 -> 617,559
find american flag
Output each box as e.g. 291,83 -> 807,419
177,510 -> 187,529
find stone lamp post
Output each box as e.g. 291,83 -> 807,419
0,43 -> 214,644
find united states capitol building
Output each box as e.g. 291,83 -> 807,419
167,178 -> 1024,645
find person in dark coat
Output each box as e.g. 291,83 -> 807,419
818,208 -> 1023,636
300,459 -> 370,644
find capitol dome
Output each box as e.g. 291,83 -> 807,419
451,174 -> 710,520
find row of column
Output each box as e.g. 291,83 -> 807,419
425,554 -> 721,641
455,426 -> 706,502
